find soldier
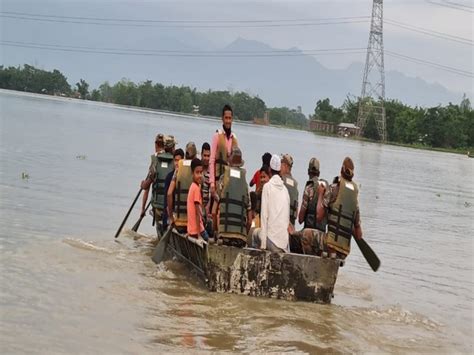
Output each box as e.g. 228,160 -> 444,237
280,154 -> 299,228
140,134 -> 175,236
167,142 -> 197,233
216,147 -> 252,247
290,157 -> 328,255
317,157 -> 363,259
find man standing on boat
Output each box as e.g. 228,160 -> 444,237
209,104 -> 239,232
317,157 -> 363,259
290,157 -> 328,255
167,142 -> 198,233
140,134 -> 175,235
215,146 -> 252,247
252,154 -> 291,253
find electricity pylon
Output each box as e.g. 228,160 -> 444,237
357,0 -> 386,141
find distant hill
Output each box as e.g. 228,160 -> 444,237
3,36 -> 463,114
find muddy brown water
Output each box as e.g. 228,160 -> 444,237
1,90 -> 472,353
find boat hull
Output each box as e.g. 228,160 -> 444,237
162,230 -> 341,304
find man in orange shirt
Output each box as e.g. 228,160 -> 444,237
187,158 -> 209,241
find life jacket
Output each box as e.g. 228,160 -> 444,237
215,129 -> 238,179
174,159 -> 193,228
304,177 -> 328,232
326,177 -> 359,256
218,166 -> 248,238
151,152 -> 174,210
282,174 -> 299,225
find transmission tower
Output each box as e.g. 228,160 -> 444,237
357,0 -> 386,141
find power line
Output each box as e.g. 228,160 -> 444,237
0,11 -> 370,23
384,18 -> 473,46
385,50 -> 472,77
1,39 -> 471,77
0,40 -> 367,57
0,13 -> 369,28
1,11 -> 470,47
442,0 -> 474,10
0,40 -> 366,54
426,0 -> 474,13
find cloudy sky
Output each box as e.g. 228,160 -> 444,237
1,0 -> 472,98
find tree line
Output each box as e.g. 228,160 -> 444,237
0,64 -> 307,128
1,64 -> 472,150
314,96 -> 473,150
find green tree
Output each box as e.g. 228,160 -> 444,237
314,98 -> 343,123
76,79 -> 89,99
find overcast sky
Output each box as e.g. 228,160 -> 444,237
1,0 -> 472,97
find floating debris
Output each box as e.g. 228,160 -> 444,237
76,155 -> 87,160
464,201 -> 471,208
436,193 -> 441,197
21,172 -> 29,180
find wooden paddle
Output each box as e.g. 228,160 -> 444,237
131,200 -> 152,232
152,225 -> 173,264
114,188 -> 142,239
354,237 -> 380,272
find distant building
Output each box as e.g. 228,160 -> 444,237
253,111 -> 270,125
337,123 -> 361,137
308,119 -> 336,133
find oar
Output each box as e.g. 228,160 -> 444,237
131,200 -> 152,232
152,225 -> 173,263
114,188 -> 142,239
354,237 -> 380,272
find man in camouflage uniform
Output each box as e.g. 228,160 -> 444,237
290,157 -> 328,255
140,134 -> 176,235
140,133 -> 165,218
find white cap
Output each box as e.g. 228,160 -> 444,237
270,154 -> 281,171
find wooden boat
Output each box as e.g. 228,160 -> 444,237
156,228 -> 343,304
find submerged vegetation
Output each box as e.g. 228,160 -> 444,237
1,64 -> 472,151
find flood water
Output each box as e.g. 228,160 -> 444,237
1,90 -> 473,353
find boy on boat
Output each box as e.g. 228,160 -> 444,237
187,158 -> 209,241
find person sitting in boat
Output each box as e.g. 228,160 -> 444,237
252,154 -> 291,253
280,154 -> 299,228
162,148 -> 184,232
167,142 -> 197,234
140,133 -> 175,236
249,152 -> 272,191
290,157 -> 328,255
249,164 -> 271,229
316,157 -> 363,260
186,158 -> 209,241
215,146 -> 252,247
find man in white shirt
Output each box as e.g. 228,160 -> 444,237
251,154 -> 291,253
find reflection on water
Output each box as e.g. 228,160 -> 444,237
0,91 -> 473,353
